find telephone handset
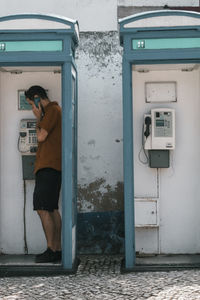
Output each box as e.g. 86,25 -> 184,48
34,97 -> 45,117
34,97 -> 40,108
144,116 -> 151,138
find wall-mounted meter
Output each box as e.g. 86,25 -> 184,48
144,108 -> 175,150
18,119 -> 38,180
143,108 -> 175,168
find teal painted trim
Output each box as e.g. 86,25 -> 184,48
0,29 -> 73,33
73,66 -> 78,261
122,58 -> 135,269
119,10 -> 200,27
132,37 -> 200,50
0,14 -> 77,26
119,10 -> 200,46
0,52 -> 70,63
122,30 -> 200,49
62,62 -> 73,270
63,35 -> 72,55
0,32 -> 69,41
123,47 -> 200,63
0,62 -> 63,67
120,25 -> 200,36
126,59 -> 200,65
71,56 -> 77,69
0,14 -> 79,46
0,40 -> 62,52
120,27 -> 200,47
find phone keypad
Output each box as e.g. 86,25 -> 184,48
29,132 -> 37,144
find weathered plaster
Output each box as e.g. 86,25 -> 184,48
78,179 -> 124,212
77,211 -> 124,254
76,31 -> 124,213
76,32 -> 122,76
118,6 -> 163,19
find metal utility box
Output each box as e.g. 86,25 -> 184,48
22,155 -> 35,180
135,199 -> 158,227
149,150 -> 169,168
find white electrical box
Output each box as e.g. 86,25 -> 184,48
144,108 -> 175,150
145,82 -> 177,103
135,199 -> 158,227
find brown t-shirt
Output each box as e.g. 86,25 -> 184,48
34,101 -> 61,174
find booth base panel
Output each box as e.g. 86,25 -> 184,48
0,255 -> 80,277
1,254 -> 200,276
121,254 -> 200,273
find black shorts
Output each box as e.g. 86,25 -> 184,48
33,168 -> 61,212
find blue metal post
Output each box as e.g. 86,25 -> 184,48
122,57 -> 135,269
74,68 -> 78,260
62,62 -> 73,269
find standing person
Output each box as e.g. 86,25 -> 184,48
25,85 -> 62,263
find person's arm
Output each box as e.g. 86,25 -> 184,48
32,102 -> 49,142
36,104 -> 59,142
36,127 -> 48,142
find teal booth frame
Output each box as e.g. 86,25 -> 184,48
119,10 -> 200,272
0,14 -> 79,276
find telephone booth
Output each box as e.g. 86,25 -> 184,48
0,14 -> 79,276
119,10 -> 200,272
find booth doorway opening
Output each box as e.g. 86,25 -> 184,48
132,62 -> 200,264
0,65 -> 62,261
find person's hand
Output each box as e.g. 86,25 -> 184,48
32,102 -> 42,121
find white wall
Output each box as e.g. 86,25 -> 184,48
0,70 -> 61,254
133,66 -> 200,253
76,32 -> 123,212
118,0 -> 199,6
0,0 -> 117,32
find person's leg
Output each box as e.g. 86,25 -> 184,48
37,209 -> 61,251
37,209 -> 56,251
50,209 -> 62,251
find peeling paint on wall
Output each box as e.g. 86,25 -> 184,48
78,178 -> 124,212
77,30 -> 124,214
77,211 -> 124,254
76,31 -> 124,253
76,31 -> 122,78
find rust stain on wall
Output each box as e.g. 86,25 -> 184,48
78,178 -> 124,212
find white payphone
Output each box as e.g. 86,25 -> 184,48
18,119 -> 37,154
142,108 -> 175,168
18,119 -> 38,179
144,108 -> 175,150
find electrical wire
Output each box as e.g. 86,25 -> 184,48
23,180 -> 28,254
168,150 -> 175,177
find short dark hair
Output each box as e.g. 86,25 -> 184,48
25,85 -> 48,100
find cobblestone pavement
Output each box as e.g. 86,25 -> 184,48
1,255 -> 200,299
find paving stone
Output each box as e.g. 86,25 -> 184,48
1,255 -> 200,299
